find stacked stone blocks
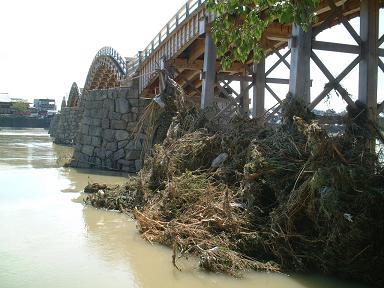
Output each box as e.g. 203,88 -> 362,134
49,107 -> 80,145
71,87 -> 149,172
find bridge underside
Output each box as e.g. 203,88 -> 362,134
136,0 -> 384,122
88,64 -> 121,90
76,0 -> 383,128
84,48 -> 127,91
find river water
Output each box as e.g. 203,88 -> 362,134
0,128 -> 369,288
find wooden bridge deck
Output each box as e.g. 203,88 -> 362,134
127,0 -> 383,101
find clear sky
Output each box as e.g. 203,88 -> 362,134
0,1 -> 382,112
0,0 -> 187,104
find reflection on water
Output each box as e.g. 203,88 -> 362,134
0,129 -> 369,288
0,129 -> 56,169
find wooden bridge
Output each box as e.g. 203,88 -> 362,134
83,0 -> 384,123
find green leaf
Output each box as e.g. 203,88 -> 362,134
208,0 -> 320,70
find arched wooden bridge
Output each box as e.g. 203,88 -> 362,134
67,82 -> 80,108
81,0 -> 384,122
84,47 -> 128,91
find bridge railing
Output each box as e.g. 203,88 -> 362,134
95,46 -> 128,75
125,0 -> 205,76
84,46 -> 129,90
126,57 -> 140,76
142,0 -> 204,58
86,0 -> 205,89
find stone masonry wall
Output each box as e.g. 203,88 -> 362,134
48,114 -> 59,136
49,107 -> 81,145
70,87 -> 149,173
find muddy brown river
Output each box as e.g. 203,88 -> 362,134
0,128 -> 369,288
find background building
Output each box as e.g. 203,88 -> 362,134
0,93 -> 12,114
33,99 -> 56,111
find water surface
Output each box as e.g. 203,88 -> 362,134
0,128 -> 369,288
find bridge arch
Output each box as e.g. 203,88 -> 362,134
67,82 -> 80,107
84,47 -> 127,91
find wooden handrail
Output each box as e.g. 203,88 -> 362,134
144,0 -> 205,60
125,0 -> 206,75
95,46 -> 127,75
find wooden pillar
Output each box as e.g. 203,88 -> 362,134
201,30 -> 217,109
252,59 -> 265,119
289,24 -> 312,104
240,69 -> 250,116
358,0 -> 379,120
159,57 -> 166,92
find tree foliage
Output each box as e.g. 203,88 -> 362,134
11,101 -> 29,113
206,0 -> 320,69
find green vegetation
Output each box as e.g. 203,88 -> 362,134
206,0 -> 320,69
11,101 -> 29,114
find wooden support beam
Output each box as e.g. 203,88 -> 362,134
221,80 -> 240,98
168,59 -> 204,70
216,74 -> 253,82
187,38 -> 205,62
215,80 -> 252,119
168,58 -> 244,72
379,58 -> 384,73
289,24 -> 312,104
217,73 -> 289,84
265,23 -> 291,42
358,0 -> 379,120
322,0 -> 362,44
378,101 -> 384,114
379,34 -> 384,46
315,0 -> 354,16
159,72 -> 166,93
311,51 -> 335,81
175,69 -> 201,95
265,84 -> 283,104
313,3 -> 343,36
201,31 -> 217,109
309,54 -> 361,110
239,69 -> 250,116
217,83 -> 234,100
252,60 -> 265,119
342,19 -> 362,45
266,78 -> 290,85
313,0 -> 361,37
275,51 -> 290,69
266,50 -> 291,76
312,41 -> 360,54
265,103 -> 282,122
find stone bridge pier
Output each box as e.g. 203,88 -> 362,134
71,87 -> 149,172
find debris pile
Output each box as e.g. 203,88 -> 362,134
84,178 -> 145,213
83,78 -> 384,286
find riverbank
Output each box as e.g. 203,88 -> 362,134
82,94 -> 384,287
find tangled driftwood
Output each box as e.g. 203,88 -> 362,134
83,80 -> 384,286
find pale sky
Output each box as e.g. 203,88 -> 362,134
0,0 -> 187,104
0,1 -> 383,112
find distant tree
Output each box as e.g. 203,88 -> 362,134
206,0 -> 320,69
11,101 -> 29,114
